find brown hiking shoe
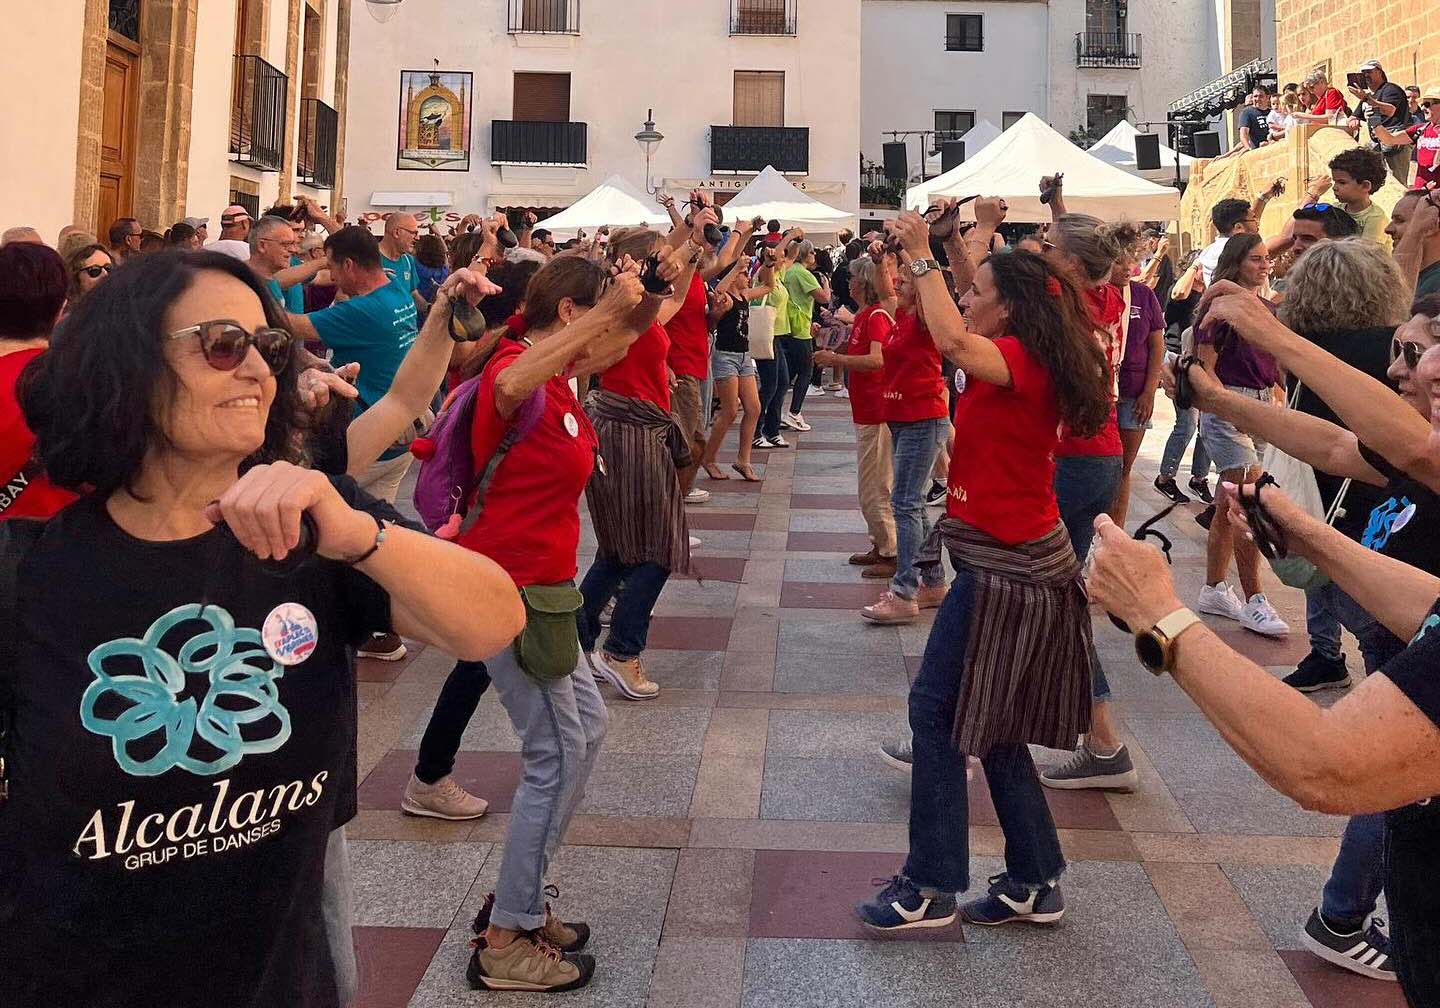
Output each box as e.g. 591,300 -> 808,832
849,548 -> 882,566
917,583 -> 949,610
468,931 -> 596,993
591,651 -> 660,701
472,888 -> 591,954
861,558 -> 897,579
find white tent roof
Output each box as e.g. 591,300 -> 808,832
538,174 -> 673,238
1088,120 -> 1193,183
904,114 -> 1180,222
723,166 -> 856,232
913,119 -> 1003,182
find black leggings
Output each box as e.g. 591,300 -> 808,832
414,660 -> 492,783
776,335 -> 813,416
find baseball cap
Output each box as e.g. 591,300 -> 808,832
182,216 -> 208,231
220,205 -> 252,225
1358,59 -> 1384,72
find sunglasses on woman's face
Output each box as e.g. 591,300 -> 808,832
1393,337 -> 1425,370
77,263 -> 113,279
166,319 -> 293,374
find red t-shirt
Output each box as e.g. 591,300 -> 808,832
881,310 -> 947,423
457,343 -> 597,588
1055,283 -> 1123,457
665,273 -> 710,380
1311,87 -> 1347,118
600,322 -> 672,411
846,305 -> 894,425
947,337 -> 1062,544
0,348 -> 79,522
1407,121 -> 1440,186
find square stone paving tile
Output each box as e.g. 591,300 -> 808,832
674,555 -> 749,583
655,576 -> 741,609
410,846 -> 676,1008
686,529 -> 755,553
580,751 -> 701,817
776,610 -> 904,656
779,580 -> 889,609
687,512 -> 758,531
640,648 -> 726,691
967,768 -> 1121,831
600,704 -> 712,754
749,849 -> 963,941
706,479 -> 765,495
766,709 -> 907,759
1278,949 -> 1410,1008
1220,863 -> 1337,950
648,616 -> 734,651
783,556 -> 871,583
961,942 -> 1215,1008
773,651 -> 910,696
349,840 -> 493,928
790,493 -> 862,509
760,755 -> 912,822
786,531 -> 875,552
352,925 -> 447,1008
788,509 -> 870,532
359,750 -> 522,814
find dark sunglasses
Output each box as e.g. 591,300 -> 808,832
76,263 -> 113,279
1393,337 -> 1425,370
166,319 -> 293,373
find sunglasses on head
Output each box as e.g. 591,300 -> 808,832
166,319 -> 293,374
1302,202 -> 1333,213
1393,337 -> 1425,370
77,263 -> 113,279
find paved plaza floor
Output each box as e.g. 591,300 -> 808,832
349,395 -> 1406,1008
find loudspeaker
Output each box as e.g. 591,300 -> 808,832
941,141 -> 966,173
1191,131 -> 1221,159
1134,132 -> 1162,171
882,142 -> 909,183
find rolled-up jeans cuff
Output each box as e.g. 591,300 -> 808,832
489,906 -> 547,932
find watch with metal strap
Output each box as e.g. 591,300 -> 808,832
1135,607 -> 1202,675
908,258 -> 942,278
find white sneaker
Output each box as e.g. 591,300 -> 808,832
833,388 -> 850,399
401,774 -> 489,820
789,413 -> 812,432
689,535 -> 702,548
1240,593 -> 1289,638
768,434 -> 791,448
780,413 -> 801,431
1197,582 -> 1245,622
685,488 -> 710,504
753,435 -> 774,449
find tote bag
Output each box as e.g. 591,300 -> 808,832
747,300 -> 776,360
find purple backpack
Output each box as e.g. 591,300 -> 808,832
411,376 -> 547,539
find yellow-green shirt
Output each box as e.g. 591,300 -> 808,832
1348,201 -> 1389,246
764,282 -> 791,335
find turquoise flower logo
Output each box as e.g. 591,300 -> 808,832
80,604 -> 292,777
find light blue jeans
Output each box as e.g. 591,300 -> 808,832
888,417 -> 949,598
1158,405 -> 1212,481
488,642 -> 609,931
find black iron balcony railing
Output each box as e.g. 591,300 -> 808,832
730,0 -> 796,35
508,0 -> 580,33
228,189 -> 261,220
491,120 -> 588,167
711,125 -> 809,174
231,55 -> 288,171
1075,31 -> 1142,68
297,98 -> 338,189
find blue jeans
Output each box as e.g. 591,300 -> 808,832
776,335 -> 813,416
888,417 -> 948,598
757,352 -> 789,439
1308,580 -> 1406,673
577,556 -> 672,660
1159,406 -> 1212,480
904,572 -> 1066,893
1305,588 -> 1345,662
1055,455 -> 1124,703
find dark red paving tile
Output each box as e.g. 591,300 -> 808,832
787,531 -> 875,553
1213,627 -> 1310,666
790,494 -> 862,510
780,581 -> 888,609
674,555 -> 749,582
359,750 -> 523,813
355,642 -> 425,683
969,768 -> 1120,831
705,479 -> 765,494
1277,950 -> 1409,1008
353,926 -> 446,1008
648,616 -> 735,650
687,512 -> 757,531
749,849 -> 963,941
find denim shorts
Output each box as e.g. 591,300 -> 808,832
1117,396 -> 1152,432
712,347 -> 757,380
1199,385 -> 1271,474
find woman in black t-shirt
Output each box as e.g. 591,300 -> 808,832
0,251 -> 523,1008
698,258 -> 775,482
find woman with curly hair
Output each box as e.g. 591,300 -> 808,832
857,206 -> 1110,932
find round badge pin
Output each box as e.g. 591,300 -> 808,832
262,603 -> 320,667
564,412 -> 580,438
954,370 -> 968,395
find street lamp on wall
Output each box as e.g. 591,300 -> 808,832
365,0 -> 403,23
634,109 -> 665,194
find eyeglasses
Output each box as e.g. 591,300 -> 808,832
76,263 -> 113,279
166,319 -> 293,374
1393,337 -> 1425,370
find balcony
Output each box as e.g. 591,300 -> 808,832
230,54 -> 288,171
508,0 -> 579,33
297,98 -> 338,189
491,120 -> 588,167
711,125 -> 809,174
1075,31 -> 1142,69
730,0 -> 796,35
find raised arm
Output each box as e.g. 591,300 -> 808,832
1393,196 -> 1440,297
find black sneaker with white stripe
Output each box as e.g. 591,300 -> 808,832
1301,908 -> 1398,981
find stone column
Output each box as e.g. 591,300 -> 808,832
278,0 -> 303,202
71,0 -> 109,233
332,0 -> 352,216
133,0 -> 199,227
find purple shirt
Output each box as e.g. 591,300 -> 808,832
1196,299 -> 1281,390
1118,281 -> 1165,400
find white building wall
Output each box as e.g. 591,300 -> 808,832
860,0 -> 1050,169
1,4 -> 86,242
343,0 -> 860,231
187,0 -> 243,221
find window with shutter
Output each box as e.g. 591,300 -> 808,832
733,71 -> 784,126
513,72 -> 571,122
945,14 -> 983,52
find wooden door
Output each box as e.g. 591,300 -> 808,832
98,37 -> 140,237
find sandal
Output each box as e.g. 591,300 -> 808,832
731,462 -> 761,482
702,462 -> 729,480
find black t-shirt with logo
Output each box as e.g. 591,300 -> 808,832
1357,444 -> 1440,575
0,479 -> 403,1007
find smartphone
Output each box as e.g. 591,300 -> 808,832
1346,72 -> 1366,90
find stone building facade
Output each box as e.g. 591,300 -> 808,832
1275,0 -> 1439,94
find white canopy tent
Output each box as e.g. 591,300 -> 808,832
1088,120 -> 1193,184
537,174 -> 673,239
722,165 -> 857,233
912,119 -> 1003,182
904,113 -> 1180,223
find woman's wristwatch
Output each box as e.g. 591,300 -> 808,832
1135,608 -> 1202,675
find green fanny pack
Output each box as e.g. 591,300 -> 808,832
512,582 -> 584,685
